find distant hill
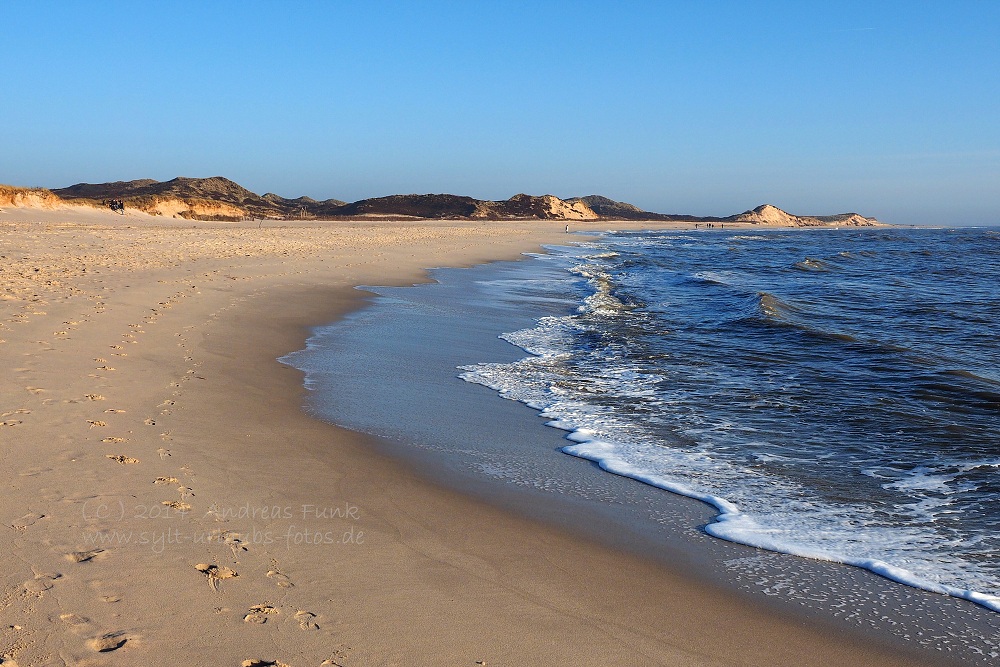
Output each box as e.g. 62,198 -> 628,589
566,195 -> 643,218
332,194 -> 480,219
53,177 -> 346,221
49,179 -> 606,221
724,204 -> 880,227
17,177 -> 883,225
565,195 -> 714,222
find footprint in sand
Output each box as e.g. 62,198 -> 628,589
157,448 -> 171,459
101,437 -> 127,444
154,476 -> 179,485
321,649 -> 352,667
143,418 -> 155,426
241,660 -> 291,667
11,512 -> 46,530
84,394 -> 105,401
87,632 -> 127,652
194,563 -> 238,591
65,549 -> 104,563
59,612 -> 95,636
24,572 -> 61,594
87,420 -> 107,428
243,604 -> 278,624
1,420 -> 21,427
265,569 -> 293,589
106,455 -> 139,465
294,610 -> 319,630
25,387 -> 45,394
161,500 -> 191,512
216,530 -> 246,557
104,409 -> 126,414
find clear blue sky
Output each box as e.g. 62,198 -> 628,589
3,1 -> 998,224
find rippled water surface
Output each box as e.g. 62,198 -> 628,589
461,227 -> 1000,609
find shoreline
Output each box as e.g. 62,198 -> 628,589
0,210 -> 960,665
283,231 -> 1000,663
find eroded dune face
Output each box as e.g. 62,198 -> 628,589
726,204 -> 880,227
0,186 -> 247,222
542,195 -> 600,220
471,194 -> 599,220
728,204 -> 800,225
0,186 -> 66,209
142,197 -> 246,220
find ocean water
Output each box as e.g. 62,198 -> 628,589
457,226 -> 1000,612
282,224 -> 1000,647
461,229 -> 1000,611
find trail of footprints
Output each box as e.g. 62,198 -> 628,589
9,281 -> 340,663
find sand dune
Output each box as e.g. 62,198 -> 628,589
10,177 -> 886,224
0,185 -> 75,210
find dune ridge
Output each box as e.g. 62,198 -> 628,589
726,203 -> 880,227
0,185 -> 73,210
0,177 -> 888,225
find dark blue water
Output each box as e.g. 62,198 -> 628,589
460,227 -> 1000,610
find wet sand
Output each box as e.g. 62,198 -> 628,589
0,207 -> 959,666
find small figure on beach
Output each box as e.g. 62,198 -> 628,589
565,224 -> 569,233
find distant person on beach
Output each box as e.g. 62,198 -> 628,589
565,224 -> 569,233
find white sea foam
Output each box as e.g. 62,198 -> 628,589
460,317 -> 1000,615
559,423 -> 1000,614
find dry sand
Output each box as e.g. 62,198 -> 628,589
0,206 -> 948,666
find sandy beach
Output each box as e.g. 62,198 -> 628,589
0,207 -> 957,666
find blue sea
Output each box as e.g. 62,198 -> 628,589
285,226 -> 1000,620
